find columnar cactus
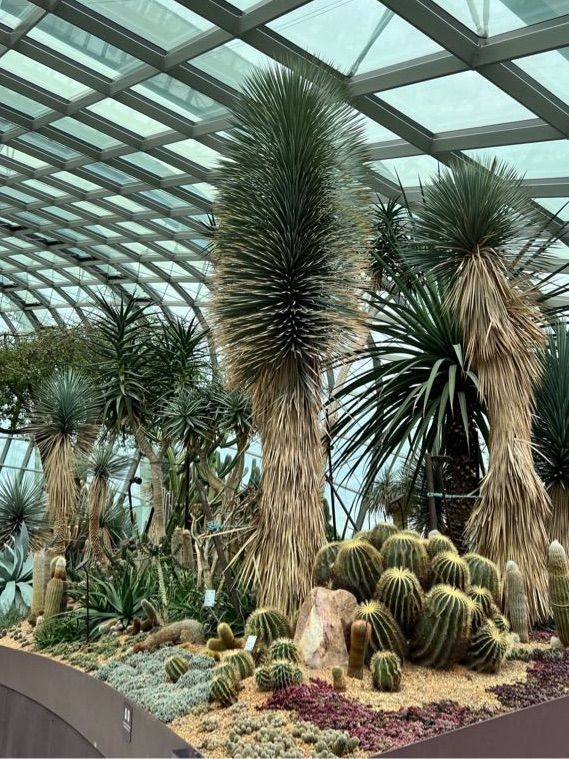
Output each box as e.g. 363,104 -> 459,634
431,551 -> 471,590
209,674 -> 238,706
312,541 -> 342,587
245,607 -> 291,645
411,585 -> 473,668
141,599 -> 160,628
347,619 -> 371,679
466,621 -> 511,673
270,659 -> 303,689
331,666 -> 346,691
504,560 -> 529,643
331,539 -> 383,602
375,567 -> 423,635
426,530 -> 458,558
380,533 -> 429,585
164,655 -> 189,682
370,651 -> 402,691
226,650 -> 255,680
548,540 -> 569,646
29,550 -> 45,625
268,638 -> 300,663
43,559 -> 67,621
355,600 -> 406,661
368,521 -> 398,551
464,553 -> 500,602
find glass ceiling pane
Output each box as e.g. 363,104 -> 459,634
433,0 -> 569,37
52,171 -> 101,192
380,71 -> 533,132
0,84 -> 50,117
372,154 -> 441,185
20,133 -> 81,160
0,0 -> 37,30
269,0 -> 441,75
537,198 -> 569,222
0,52 -> 92,100
105,195 -> 147,213
75,0 -> 214,50
85,162 -> 138,185
43,206 -> 82,221
165,139 -> 221,169
4,148 -> 50,169
87,99 -> 170,137
465,141 -> 569,179
29,15 -> 142,80
51,117 -> 123,150
132,73 -> 226,122
21,179 -> 67,198
515,48 -> 569,106
139,189 -> 189,208
193,40 -> 278,90
0,117 -> 16,132
121,152 -> 183,178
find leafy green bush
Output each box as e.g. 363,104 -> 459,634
33,612 -> 87,649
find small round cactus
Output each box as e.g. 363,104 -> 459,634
270,659 -> 303,689
468,585 -> 494,617
464,553 -> 500,602
209,674 -> 238,706
164,655 -> 189,683
427,530 -> 458,558
312,541 -> 342,587
225,650 -> 255,680
370,650 -> 402,692
331,538 -> 383,602
466,621 -> 511,673
331,666 -> 346,691
411,584 -> 473,668
431,551 -> 470,590
380,533 -> 429,585
255,664 -> 274,691
375,567 -> 423,636
355,600 -> 406,661
268,638 -> 300,663
368,521 -> 398,552
245,607 -> 291,646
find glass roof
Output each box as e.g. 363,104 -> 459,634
0,0 -> 566,332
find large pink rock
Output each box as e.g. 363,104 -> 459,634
294,587 -> 359,668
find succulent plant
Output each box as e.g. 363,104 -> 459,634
255,664 -> 274,691
312,542 -> 342,587
165,655 -> 189,683
466,621 -> 511,673
411,584 -> 473,668
28,550 -> 45,625
226,650 -> 255,680
489,604 -> 510,633
268,637 -> 300,663
331,539 -> 383,602
503,560 -> 529,643
0,523 -> 33,615
368,521 -> 398,552
331,666 -> 346,692
426,530 -> 458,558
375,566 -> 423,635
209,674 -> 238,706
431,551 -> 470,590
141,599 -> 160,628
270,659 -> 303,689
245,607 -> 291,646
355,600 -> 406,661
370,650 -> 402,691
43,574 -> 65,621
548,540 -> 569,646
347,619 -> 370,679
464,553 -> 500,602
380,533 -> 429,585
467,585 -> 494,618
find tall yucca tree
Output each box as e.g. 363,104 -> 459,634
30,369 -> 100,554
408,158 -> 551,621
534,323 -> 569,551
211,64 -> 372,614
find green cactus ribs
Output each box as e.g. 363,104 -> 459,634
368,522 -> 398,552
165,655 -> 189,683
312,541 -> 342,587
504,560 -> 529,643
466,621 -> 511,673
331,538 -> 383,602
431,551 -> 470,590
548,540 -> 569,647
268,638 -> 300,663
245,608 -> 291,646
380,533 -> 429,585
464,553 -> 500,602
371,650 -> 402,691
355,600 -> 406,661
427,530 -> 458,558
411,585 -> 473,668
375,567 -> 423,636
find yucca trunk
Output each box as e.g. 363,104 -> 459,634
43,439 -> 77,555
88,478 -> 107,565
548,484 -> 569,554
243,364 -> 326,614
460,253 -> 550,622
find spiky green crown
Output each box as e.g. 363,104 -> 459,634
368,522 -> 398,551
468,585 -> 494,616
270,659 -> 303,689
332,538 -> 383,601
467,620 -> 512,673
312,541 -> 342,586
268,638 -> 300,663
370,650 -> 400,665
226,650 -> 255,679
427,531 -> 458,558
380,532 -> 429,581
211,63 -> 372,386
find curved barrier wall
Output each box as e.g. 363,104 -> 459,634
0,646 -> 199,758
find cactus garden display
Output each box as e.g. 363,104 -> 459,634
466,621 -> 511,673
312,541 -> 342,587
368,522 -> 398,552
268,638 -> 300,663
464,553 -> 501,602
411,585 -> 473,668
375,566 -> 423,635
347,619 -> 371,679
427,530 -> 458,558
430,551 -> 471,590
165,655 -> 189,683
245,608 -> 292,646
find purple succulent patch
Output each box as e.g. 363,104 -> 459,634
490,650 -> 569,709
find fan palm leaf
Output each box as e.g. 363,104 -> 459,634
409,158 -> 551,622
0,474 -> 49,550
211,63 -> 372,613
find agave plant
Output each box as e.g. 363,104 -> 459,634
0,473 -> 49,550
0,522 -> 32,614
407,158 -> 553,621
534,323 -> 569,550
211,63 -> 372,613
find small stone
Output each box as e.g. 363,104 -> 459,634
551,636 -> 564,650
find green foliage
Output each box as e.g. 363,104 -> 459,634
0,474 -> 48,550
370,650 -> 402,692
0,522 -> 32,614
0,605 -> 25,636
165,655 -> 189,683
430,551 -> 470,590
312,542 -> 342,587
380,533 -> 429,585
426,530 -> 458,558
268,638 -> 300,664
466,621 -> 511,673
33,612 -> 86,648
255,664 -> 274,692
548,540 -> 569,646
245,608 -> 291,646
375,567 -> 423,636
464,553 -> 500,602
331,539 -> 383,602
355,601 -> 406,661
411,585 -> 473,668
368,522 -> 398,552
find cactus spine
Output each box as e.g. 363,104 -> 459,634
245,607 -> 291,645
431,551 -> 470,590
226,650 -> 255,680
468,585 -> 494,618
164,655 -> 189,682
466,621 -> 511,673
411,585 -> 473,668
464,553 -> 500,602
312,542 -> 342,587
548,540 -> 569,646
380,533 -> 429,585
427,530 -> 458,558
331,666 -> 346,691
29,550 -> 46,624
368,522 -> 398,552
268,638 -> 300,663
375,567 -> 423,636
331,539 -> 383,602
270,659 -> 303,689
371,651 -> 402,691
347,619 -> 371,679
504,560 -> 529,643
355,601 -> 406,661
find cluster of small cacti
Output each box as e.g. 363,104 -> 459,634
207,622 -> 244,652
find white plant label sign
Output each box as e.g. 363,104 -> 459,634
203,589 -> 216,608
244,635 -> 257,652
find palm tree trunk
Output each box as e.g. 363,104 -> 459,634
443,410 -> 480,553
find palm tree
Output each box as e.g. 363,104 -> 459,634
210,64 -> 372,614
335,274 -> 485,550
534,323 -> 569,551
30,369 -> 100,554
408,158 -> 551,622
0,473 -> 49,550
78,442 -> 131,564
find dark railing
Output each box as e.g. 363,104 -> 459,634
0,646 -> 200,758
